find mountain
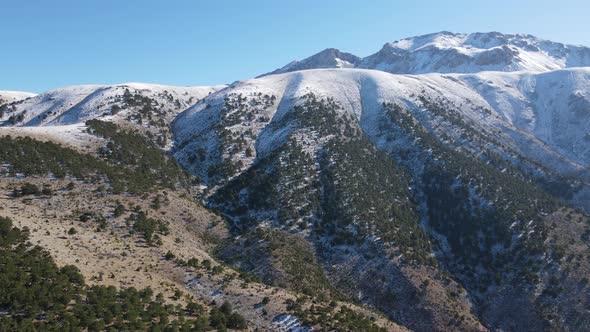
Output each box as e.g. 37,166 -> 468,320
0,90 -> 36,106
266,31 -> 590,76
0,86 -> 402,332
0,83 -> 224,149
0,83 -> 221,127
1,32 -> 590,331
174,68 -> 589,187
359,31 -> 590,74
261,48 -> 361,76
171,68 -> 590,331
0,123 -> 401,331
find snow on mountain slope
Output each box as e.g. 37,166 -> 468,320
0,90 -> 36,105
0,83 -> 223,127
360,31 -> 590,74
459,68 -> 590,169
265,32 -> 590,76
173,68 -> 589,186
0,123 -> 103,153
260,48 -> 361,77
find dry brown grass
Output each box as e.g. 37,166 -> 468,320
0,176 -> 404,331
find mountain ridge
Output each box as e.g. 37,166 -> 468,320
0,90 -> 36,106
263,31 -> 590,76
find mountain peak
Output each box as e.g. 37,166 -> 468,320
359,31 -> 586,73
384,31 -> 465,51
264,32 -> 590,76
259,48 -> 361,77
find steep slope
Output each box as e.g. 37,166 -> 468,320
261,48 -> 361,76
265,32 -> 590,76
174,68 -> 589,185
172,68 -> 590,331
458,69 -> 590,171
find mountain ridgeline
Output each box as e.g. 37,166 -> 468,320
263,31 -> 590,76
1,31 -> 590,331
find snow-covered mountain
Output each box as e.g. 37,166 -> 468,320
2,31 -> 590,332
0,90 -> 36,105
266,31 -> 590,76
0,83 -> 222,127
174,68 -> 589,182
0,83 -> 224,149
171,67 -> 590,331
260,48 -> 361,76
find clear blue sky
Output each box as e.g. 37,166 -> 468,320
2,0 -> 589,92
